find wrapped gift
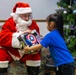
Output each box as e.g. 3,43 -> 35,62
17,30 -> 43,54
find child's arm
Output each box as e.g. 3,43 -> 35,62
24,44 -> 43,53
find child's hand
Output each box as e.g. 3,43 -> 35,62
24,45 -> 40,54
24,45 -> 30,53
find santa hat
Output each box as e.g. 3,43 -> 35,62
12,2 -> 32,14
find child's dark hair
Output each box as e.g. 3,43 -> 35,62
46,13 -> 64,38
46,14 -> 58,28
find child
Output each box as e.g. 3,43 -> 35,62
24,14 -> 75,75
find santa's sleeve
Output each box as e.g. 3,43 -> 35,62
0,18 -> 22,48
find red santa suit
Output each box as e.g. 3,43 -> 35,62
0,2 -> 41,68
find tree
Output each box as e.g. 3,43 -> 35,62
56,0 -> 76,25
56,0 -> 76,55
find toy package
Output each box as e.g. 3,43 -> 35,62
17,30 -> 43,54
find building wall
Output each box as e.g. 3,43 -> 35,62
0,0 -> 59,19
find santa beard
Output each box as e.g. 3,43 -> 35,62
16,17 -> 32,31
12,14 -> 32,32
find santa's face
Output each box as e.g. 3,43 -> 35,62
17,13 -> 32,26
19,13 -> 32,21
13,13 -> 32,31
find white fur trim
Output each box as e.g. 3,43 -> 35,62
8,50 -> 25,61
26,60 -> 41,66
0,61 -> 9,68
16,7 -> 32,14
8,51 -> 21,60
10,13 -> 15,17
12,32 -> 22,48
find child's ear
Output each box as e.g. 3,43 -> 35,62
49,22 -> 54,27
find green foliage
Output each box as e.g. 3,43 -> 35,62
56,0 -> 76,55
61,0 -> 73,5
72,51 -> 76,57
56,0 -> 76,25
64,27 -> 76,55
57,2 -> 68,8
66,36 -> 76,52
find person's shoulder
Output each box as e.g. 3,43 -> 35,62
44,32 -> 50,38
3,17 -> 15,27
31,20 -> 38,26
32,20 -> 36,23
5,17 -> 13,22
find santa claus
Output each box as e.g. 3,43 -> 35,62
0,2 -> 41,75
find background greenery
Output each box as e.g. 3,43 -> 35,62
56,0 -> 76,56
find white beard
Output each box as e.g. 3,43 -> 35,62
12,14 -> 32,32
16,17 -> 32,31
